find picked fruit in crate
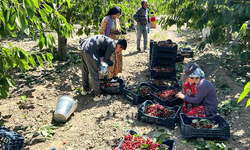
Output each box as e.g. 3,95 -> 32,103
144,103 -> 175,119
154,89 -> 178,101
180,48 -> 193,58
101,78 -> 120,88
190,119 -> 220,129
157,39 -> 176,47
152,66 -> 174,72
150,78 -> 176,86
129,86 -> 154,96
115,130 -> 175,150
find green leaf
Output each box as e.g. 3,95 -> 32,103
244,81 -> 250,91
246,98 -> 250,108
6,76 -> 15,87
38,35 -> 46,49
237,88 -> 250,103
39,9 -> 48,23
158,129 -> 165,132
28,55 -> 37,67
141,143 -> 148,148
43,4 -> 53,13
36,55 -> 44,67
18,10 -> 30,35
41,53 -> 47,61
66,0 -> 71,8
32,0 -> 39,8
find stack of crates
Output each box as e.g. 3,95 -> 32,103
149,39 -> 179,90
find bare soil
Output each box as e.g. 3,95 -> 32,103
1,24 -> 250,150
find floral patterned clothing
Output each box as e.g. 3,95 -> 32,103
182,82 -> 198,114
100,16 -> 122,79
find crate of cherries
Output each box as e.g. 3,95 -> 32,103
114,130 -> 176,150
179,113 -> 230,139
150,66 -> 176,78
150,87 -> 183,107
101,77 -> 125,94
123,83 -> 158,104
150,77 -> 179,89
137,100 -> 181,129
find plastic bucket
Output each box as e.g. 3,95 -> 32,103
54,95 -> 78,123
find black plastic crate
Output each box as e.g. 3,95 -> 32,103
150,65 -> 177,78
181,48 -> 193,58
101,78 -> 125,94
179,113 -> 230,139
150,77 -> 179,90
152,42 -> 178,53
151,57 -> 176,66
137,100 -> 181,129
123,83 -> 158,104
150,87 -> 183,107
117,129 -> 176,150
151,50 -> 177,59
0,126 -> 24,150
176,53 -> 184,62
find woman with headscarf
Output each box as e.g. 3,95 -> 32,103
100,6 -> 122,79
176,63 -> 218,117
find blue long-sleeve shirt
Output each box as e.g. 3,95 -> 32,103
184,78 -> 218,116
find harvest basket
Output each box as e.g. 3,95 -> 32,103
150,65 -> 177,78
0,126 -> 24,150
101,78 -> 125,94
179,113 -> 230,139
181,48 -> 193,58
123,83 -> 158,104
117,129 -> 176,150
137,100 -> 181,129
150,77 -> 179,90
150,87 -> 183,107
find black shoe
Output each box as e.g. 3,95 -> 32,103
137,48 -> 141,52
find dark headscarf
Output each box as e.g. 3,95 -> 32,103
105,6 -> 122,16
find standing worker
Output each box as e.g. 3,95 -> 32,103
133,0 -> 150,53
100,6 -> 123,79
79,35 -> 127,101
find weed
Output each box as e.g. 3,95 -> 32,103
218,99 -> 242,115
17,95 -> 28,105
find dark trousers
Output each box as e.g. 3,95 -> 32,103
81,51 -> 102,96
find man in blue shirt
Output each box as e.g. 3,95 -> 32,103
79,35 -> 127,101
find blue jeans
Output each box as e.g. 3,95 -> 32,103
148,22 -> 150,33
136,24 -> 148,50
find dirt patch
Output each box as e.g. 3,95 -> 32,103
1,24 -> 250,150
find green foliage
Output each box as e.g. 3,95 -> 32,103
17,95 -> 28,105
237,81 -> 250,108
182,139 -> 231,150
218,100 -> 242,115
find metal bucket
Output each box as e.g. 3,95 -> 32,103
54,95 -> 78,123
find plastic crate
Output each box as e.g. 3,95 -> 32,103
117,129 -> 176,150
151,50 -> 177,59
179,113 -> 230,139
181,48 -> 193,58
150,65 -> 177,78
150,77 -> 179,90
101,78 -> 125,94
137,100 -> 181,129
150,87 -> 183,107
176,53 -> 184,62
151,57 -> 176,66
152,42 -> 178,53
123,83 -> 158,104
0,126 -> 24,150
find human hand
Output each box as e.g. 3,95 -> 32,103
176,92 -> 185,100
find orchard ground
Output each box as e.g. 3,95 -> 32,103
1,23 -> 250,150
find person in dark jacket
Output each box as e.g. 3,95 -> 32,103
133,0 -> 149,53
79,35 -> 127,101
176,63 -> 218,117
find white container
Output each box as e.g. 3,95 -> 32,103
54,95 -> 78,123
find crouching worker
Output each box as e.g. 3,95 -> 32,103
175,63 -> 218,117
79,35 -> 127,101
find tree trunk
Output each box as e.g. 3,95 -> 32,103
57,8 -> 72,61
58,36 -> 67,61
226,26 -> 232,41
